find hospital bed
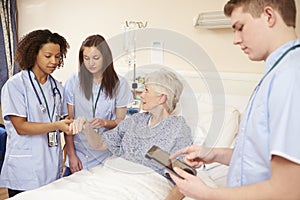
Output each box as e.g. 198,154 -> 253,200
8,71 -> 262,200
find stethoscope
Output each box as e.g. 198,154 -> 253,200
249,44 -> 300,101
243,44 -> 300,125
28,69 -> 62,120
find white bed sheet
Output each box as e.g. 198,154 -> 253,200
10,156 -> 220,200
9,99 -> 240,200
10,157 -> 173,200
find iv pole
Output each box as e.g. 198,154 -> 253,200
123,21 -> 147,99
129,29 -> 137,99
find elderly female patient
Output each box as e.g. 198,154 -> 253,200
69,68 -> 191,199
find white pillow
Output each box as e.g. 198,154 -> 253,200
193,100 -> 240,148
180,94 -> 241,192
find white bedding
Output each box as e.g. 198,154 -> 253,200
11,157 -> 173,200
5,71 -> 260,199
9,97 -> 241,200
10,156 -> 220,200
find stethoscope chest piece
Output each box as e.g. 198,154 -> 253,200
28,70 -> 61,115
40,104 -> 47,113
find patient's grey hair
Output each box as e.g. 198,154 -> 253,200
144,68 -> 183,114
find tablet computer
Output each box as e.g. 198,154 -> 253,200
145,145 -> 197,177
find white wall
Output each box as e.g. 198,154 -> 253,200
16,0 -> 300,84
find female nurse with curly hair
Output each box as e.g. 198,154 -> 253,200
0,29 -> 72,197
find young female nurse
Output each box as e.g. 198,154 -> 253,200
63,34 -> 133,175
0,29 -> 72,197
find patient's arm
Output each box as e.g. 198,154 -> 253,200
89,107 -> 127,130
165,185 -> 185,200
69,116 -> 107,150
83,122 -> 107,150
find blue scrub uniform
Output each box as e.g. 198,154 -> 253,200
227,39 -> 300,186
0,70 -> 67,190
64,72 -> 134,170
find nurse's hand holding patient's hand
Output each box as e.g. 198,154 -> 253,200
89,118 -> 107,128
58,118 -> 74,135
69,116 -> 87,135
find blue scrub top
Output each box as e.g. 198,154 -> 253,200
64,72 -> 134,169
227,39 -> 300,186
0,70 -> 67,190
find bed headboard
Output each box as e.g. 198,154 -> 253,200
117,66 -> 263,147
180,71 -> 262,112
117,66 -> 262,113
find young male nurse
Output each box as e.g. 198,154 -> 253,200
170,0 -> 300,199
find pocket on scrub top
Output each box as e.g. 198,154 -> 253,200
7,149 -> 34,180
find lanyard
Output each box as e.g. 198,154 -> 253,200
92,84 -> 102,118
28,70 -> 56,122
255,44 -> 300,92
244,43 -> 300,124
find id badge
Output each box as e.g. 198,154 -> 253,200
48,131 -> 58,147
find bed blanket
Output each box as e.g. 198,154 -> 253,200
10,157 -> 174,200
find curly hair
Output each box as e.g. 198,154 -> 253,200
78,34 -> 119,99
15,29 -> 70,70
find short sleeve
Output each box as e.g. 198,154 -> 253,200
55,79 -> 68,117
1,75 -> 27,120
64,72 -> 78,105
115,75 -> 134,108
269,67 -> 300,163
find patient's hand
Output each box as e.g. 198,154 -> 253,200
89,118 -> 107,128
69,116 -> 87,134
